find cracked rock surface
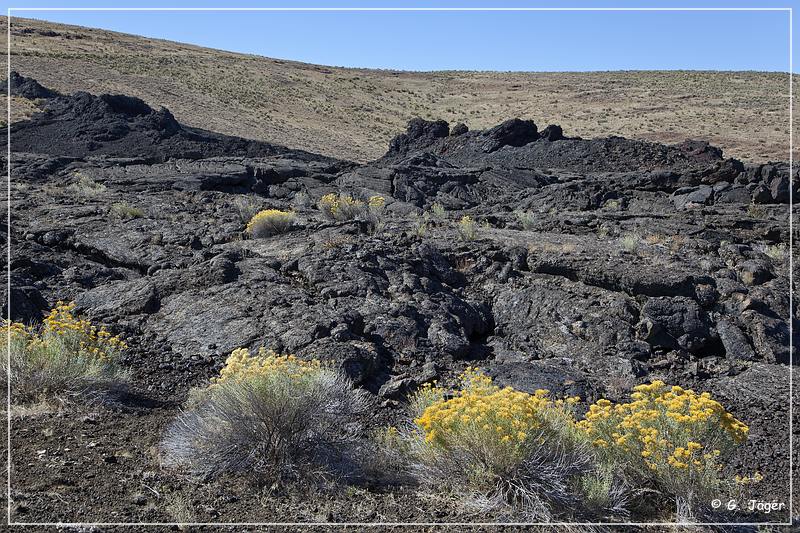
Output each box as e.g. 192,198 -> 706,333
3,78 -> 796,522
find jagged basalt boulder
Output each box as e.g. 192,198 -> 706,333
450,122 -> 468,136
388,118 -> 449,154
1,71 -> 59,99
539,124 -> 564,141
481,118 -> 538,152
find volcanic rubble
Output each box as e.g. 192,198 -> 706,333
2,73 -> 797,523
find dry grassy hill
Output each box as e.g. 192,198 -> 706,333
2,16 -> 793,163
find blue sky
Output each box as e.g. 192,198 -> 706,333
5,0 -> 797,72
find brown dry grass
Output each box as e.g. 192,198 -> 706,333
1,16 -> 794,163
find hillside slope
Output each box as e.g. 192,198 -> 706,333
2,16 -> 792,163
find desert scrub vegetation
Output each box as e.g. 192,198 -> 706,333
759,242 -> 787,262
2,302 -> 128,404
384,372 -> 751,522
161,347 -> 371,485
514,209 -> 536,230
578,380 -> 749,520
245,209 -> 296,238
109,202 -> 144,220
388,369 -> 597,520
67,173 -> 107,197
619,232 -> 640,253
430,201 -> 446,219
457,215 -> 477,241
317,192 -> 386,232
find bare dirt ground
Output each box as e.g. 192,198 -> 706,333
1,16 -> 794,164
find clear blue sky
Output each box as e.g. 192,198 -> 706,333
4,0 -> 797,72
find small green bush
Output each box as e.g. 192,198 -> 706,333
619,233 -> 640,252
760,243 -> 787,262
67,174 -> 106,196
514,210 -> 536,230
430,202 -> 446,219
3,302 -> 129,403
317,193 -> 385,233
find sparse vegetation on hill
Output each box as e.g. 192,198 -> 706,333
2,17 -> 793,162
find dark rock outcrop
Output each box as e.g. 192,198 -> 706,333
1,71 -> 59,99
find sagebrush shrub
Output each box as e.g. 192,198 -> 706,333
578,380 -> 749,518
161,348 -> 371,485
430,202 -> 446,219
396,369 -> 593,519
245,209 -> 295,238
2,302 -> 129,403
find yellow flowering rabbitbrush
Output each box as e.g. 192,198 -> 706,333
400,368 -> 589,519
245,209 -> 295,238
578,380 -> 749,513
3,301 -> 128,403
212,347 -> 322,386
317,192 -> 385,221
414,368 -> 579,457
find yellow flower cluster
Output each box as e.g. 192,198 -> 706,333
213,347 -> 322,386
318,193 -> 385,220
45,301 -> 126,360
414,368 -> 577,452
734,472 -> 763,485
457,215 -> 477,240
579,381 -> 748,474
4,302 -> 126,363
368,195 -> 386,209
2,321 -> 31,338
319,193 -> 362,214
245,209 -> 295,234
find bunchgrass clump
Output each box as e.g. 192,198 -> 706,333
395,369 -> 594,520
430,202 -> 446,219
245,209 -> 296,238
412,213 -> 430,238
759,243 -> 787,262
578,381 -> 749,519
161,348 -> 371,485
3,302 -> 129,404
619,233 -> 640,252
317,193 -> 363,221
67,174 -> 106,197
109,202 -> 144,220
